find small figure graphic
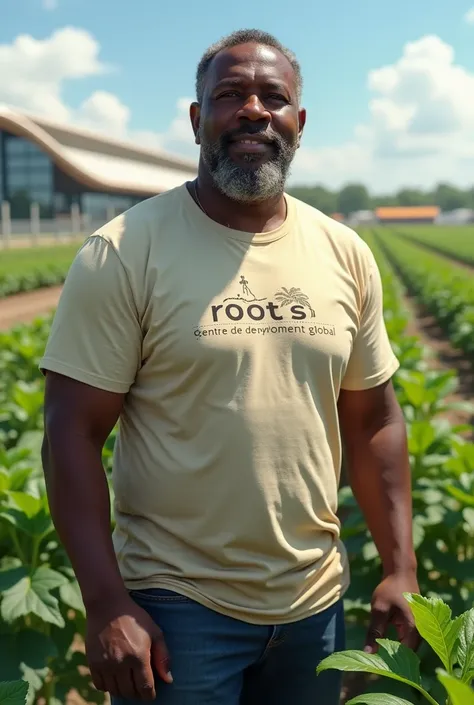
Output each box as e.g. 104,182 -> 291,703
240,275 -> 256,300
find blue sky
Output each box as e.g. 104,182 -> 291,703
1,0 -> 474,192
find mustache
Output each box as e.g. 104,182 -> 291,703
221,126 -> 282,146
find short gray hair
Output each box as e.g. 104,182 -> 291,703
195,29 -> 303,104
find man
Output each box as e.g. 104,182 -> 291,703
40,29 -> 419,705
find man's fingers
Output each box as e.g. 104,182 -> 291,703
365,606 -> 390,653
90,670 -> 106,694
397,613 -> 421,651
132,661 -> 157,701
151,633 -> 173,684
102,675 -> 120,698
114,669 -> 140,700
399,622 -> 421,651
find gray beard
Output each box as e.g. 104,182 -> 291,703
200,135 -> 297,204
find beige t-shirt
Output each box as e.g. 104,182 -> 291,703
40,184 -> 399,625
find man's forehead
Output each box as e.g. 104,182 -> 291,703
208,42 -> 295,86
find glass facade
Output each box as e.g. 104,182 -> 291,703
0,129 -> 145,220
4,132 -> 53,218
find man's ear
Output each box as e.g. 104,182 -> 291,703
190,102 -> 201,145
297,107 -> 306,149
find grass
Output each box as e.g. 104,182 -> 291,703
0,243 -> 81,297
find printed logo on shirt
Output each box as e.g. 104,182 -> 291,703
194,277 -> 337,340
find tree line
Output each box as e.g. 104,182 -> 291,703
287,183 -> 474,217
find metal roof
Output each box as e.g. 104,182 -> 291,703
375,206 -> 440,220
0,105 -> 197,196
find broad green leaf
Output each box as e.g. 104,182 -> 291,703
0,468 -> 10,491
317,641 -> 427,697
8,468 -> 32,493
437,671 -> 474,705
377,640 -> 421,686
59,580 -> 85,614
0,631 -> 56,684
463,508 -> 474,532
408,421 -> 436,454
347,695 -> 414,705
404,593 -> 461,671
19,665 -> 49,702
0,506 -> 53,538
1,567 -> 68,627
445,485 -> 474,507
6,493 -> 41,518
0,567 -> 28,592
458,609 -> 474,681
0,680 -> 29,705
412,521 -> 425,549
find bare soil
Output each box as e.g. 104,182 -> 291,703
0,286 -> 62,331
404,295 -> 474,433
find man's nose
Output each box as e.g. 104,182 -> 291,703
237,95 -> 271,121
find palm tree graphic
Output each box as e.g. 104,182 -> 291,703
274,287 -> 315,317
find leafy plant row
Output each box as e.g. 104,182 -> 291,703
374,229 -> 474,359
319,591 -> 474,704
392,224 -> 474,267
0,317 -> 115,705
0,244 -> 80,298
338,232 -> 474,701
0,237 -> 473,703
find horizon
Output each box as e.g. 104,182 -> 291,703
1,0 -> 474,193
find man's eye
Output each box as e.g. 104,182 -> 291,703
217,91 -> 240,98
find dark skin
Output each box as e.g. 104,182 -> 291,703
338,381 -> 420,653
189,42 -> 306,232
42,41 -> 419,702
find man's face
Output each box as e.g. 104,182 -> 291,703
192,42 -> 306,203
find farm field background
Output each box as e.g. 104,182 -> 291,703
0,223 -> 473,704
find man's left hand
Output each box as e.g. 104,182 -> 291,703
364,572 -> 421,654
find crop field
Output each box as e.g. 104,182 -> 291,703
0,243 -> 81,298
0,225 -> 473,703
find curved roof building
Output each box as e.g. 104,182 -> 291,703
0,105 -> 197,220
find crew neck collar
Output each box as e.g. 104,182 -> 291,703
182,182 -> 294,244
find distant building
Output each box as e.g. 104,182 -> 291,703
347,209 -> 376,226
436,208 -> 474,225
375,206 -> 440,225
0,105 -> 197,221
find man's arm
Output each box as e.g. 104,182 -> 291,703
338,379 -> 419,652
42,373 -> 172,699
42,373 -> 126,607
39,234 -> 172,700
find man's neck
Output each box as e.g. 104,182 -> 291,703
190,168 -> 287,233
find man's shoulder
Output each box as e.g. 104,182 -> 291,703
90,185 -> 186,257
288,193 -> 372,262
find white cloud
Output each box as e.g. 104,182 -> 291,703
1,27 -> 473,191
291,34 -> 474,190
77,91 -> 130,137
0,26 -> 196,157
464,7 -> 474,23
0,27 -> 111,122
42,0 -> 58,9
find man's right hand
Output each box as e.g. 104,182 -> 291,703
85,593 -> 173,701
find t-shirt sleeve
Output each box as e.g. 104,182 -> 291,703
39,235 -> 142,393
341,251 -> 399,391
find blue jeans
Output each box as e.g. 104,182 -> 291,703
112,588 -> 345,705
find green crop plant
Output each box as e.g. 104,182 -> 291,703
374,230 -> 474,359
0,244 -> 81,298
393,225 -> 474,268
318,593 -> 474,704
0,229 -> 472,703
